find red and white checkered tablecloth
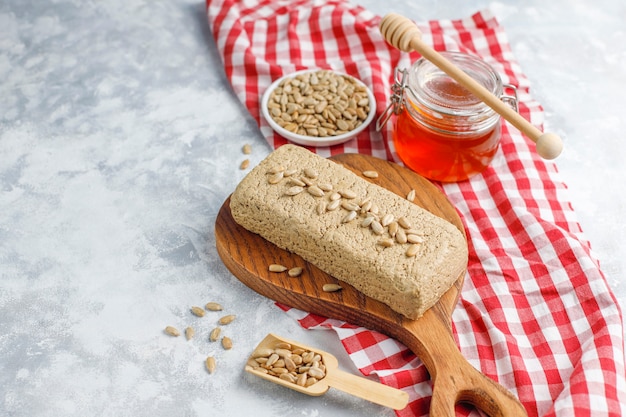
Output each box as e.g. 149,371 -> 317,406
206,0 -> 626,415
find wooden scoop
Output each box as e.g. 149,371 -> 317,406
379,12 -> 563,160
245,333 -> 409,410
215,153 -> 527,416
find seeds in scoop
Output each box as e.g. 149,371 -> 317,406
205,302 -> 223,311
323,283 -> 342,292
218,314 -> 236,325
222,336 -> 233,350
206,356 -> 216,374
164,326 -> 180,337
209,327 -> 221,342
185,327 -> 195,340
240,159 -> 250,170
362,170 -> 378,178
288,267 -> 303,277
191,306 -> 205,317
246,341 -> 327,386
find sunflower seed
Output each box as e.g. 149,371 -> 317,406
268,171 -> 284,184
304,168 -> 319,179
370,220 -> 384,235
406,244 -> 420,257
407,189 -> 416,201
381,213 -> 394,227
307,185 -> 325,197
338,189 -> 357,199
285,186 -> 304,196
222,336 -> 233,350
164,326 -> 180,337
206,356 -> 216,374
407,234 -> 424,244
288,267 -> 303,277
326,199 -> 341,211
209,327 -> 221,342
269,264 -> 288,272
242,143 -> 252,154
342,210 -> 357,223
395,228 -> 408,244
218,314 -> 236,325
323,283 -> 342,292
240,159 -> 250,170
185,327 -> 195,340
398,216 -> 412,229
191,306 -> 205,317
341,201 -> 360,211
362,170 -> 378,178
205,302 -> 223,311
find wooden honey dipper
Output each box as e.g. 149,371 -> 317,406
379,13 -> 563,160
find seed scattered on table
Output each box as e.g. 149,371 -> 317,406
164,326 -> 180,337
205,302 -> 223,311
185,326 -> 195,341
218,314 -> 236,325
191,306 -> 205,317
209,327 -> 221,342
222,336 -> 233,350
240,159 -> 250,170
206,356 -> 216,374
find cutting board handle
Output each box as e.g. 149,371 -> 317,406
405,313 -> 528,417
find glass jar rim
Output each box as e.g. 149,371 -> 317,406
404,51 -> 503,134
407,51 -> 503,115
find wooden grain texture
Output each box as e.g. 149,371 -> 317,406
215,153 -> 527,416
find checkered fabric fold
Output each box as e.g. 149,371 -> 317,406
206,0 -> 626,415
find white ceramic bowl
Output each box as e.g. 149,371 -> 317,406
260,69 -> 376,147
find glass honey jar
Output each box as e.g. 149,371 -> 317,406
378,52 -> 516,182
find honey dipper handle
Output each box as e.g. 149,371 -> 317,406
379,13 -> 563,160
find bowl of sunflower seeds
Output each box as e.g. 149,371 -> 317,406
261,69 -> 376,147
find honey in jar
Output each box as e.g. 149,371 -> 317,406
390,52 -> 507,182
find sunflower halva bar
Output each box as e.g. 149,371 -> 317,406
229,145 -> 468,319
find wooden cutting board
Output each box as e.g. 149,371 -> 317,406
215,153 -> 527,417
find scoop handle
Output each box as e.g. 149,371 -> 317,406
379,13 -> 563,160
324,368 -> 409,410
